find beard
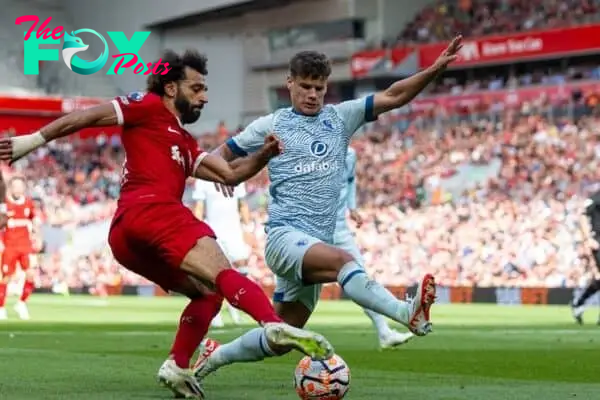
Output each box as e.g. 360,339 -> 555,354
174,93 -> 202,124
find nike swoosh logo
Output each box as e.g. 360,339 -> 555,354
168,126 -> 181,135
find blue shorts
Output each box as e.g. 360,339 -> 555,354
265,225 -> 364,312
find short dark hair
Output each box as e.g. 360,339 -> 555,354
146,49 -> 208,96
289,51 -> 331,80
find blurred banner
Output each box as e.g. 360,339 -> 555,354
351,24 -> 600,78
32,284 -> 600,306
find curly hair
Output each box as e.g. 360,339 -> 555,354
289,51 -> 331,80
146,49 -> 208,96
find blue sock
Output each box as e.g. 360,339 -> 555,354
338,261 -> 409,325
196,327 -> 276,378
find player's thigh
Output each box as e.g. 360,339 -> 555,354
115,204 -> 230,285
109,211 -> 211,298
1,250 -> 19,281
333,230 -> 365,266
273,276 -> 320,328
265,226 -> 323,284
302,240 -> 355,285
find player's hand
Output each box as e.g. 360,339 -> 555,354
0,137 -> 15,163
262,134 -> 283,159
349,210 -> 363,228
214,182 -> 235,198
433,35 -> 463,70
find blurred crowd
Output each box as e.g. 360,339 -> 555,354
396,0 -> 600,46
6,103 -> 597,293
2,65 -> 600,293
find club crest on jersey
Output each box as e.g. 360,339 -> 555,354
322,120 -> 333,130
309,141 -> 328,158
127,91 -> 145,102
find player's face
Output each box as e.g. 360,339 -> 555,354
287,76 -> 327,116
10,179 -> 25,198
174,67 -> 208,124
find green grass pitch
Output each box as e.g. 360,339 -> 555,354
0,295 -> 598,399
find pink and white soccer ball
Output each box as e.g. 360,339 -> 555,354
294,354 -> 351,400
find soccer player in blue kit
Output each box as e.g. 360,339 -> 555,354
193,36 -> 463,377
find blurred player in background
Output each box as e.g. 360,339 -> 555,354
0,49 -> 333,399
335,147 -> 414,348
571,190 -> 600,325
0,176 -> 39,320
194,37 -> 462,381
193,179 -> 252,327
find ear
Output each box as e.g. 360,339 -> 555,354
286,75 -> 293,91
164,82 -> 177,98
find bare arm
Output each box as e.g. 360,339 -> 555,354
372,36 -> 462,117
194,136 -> 281,185
0,103 -> 118,163
213,143 -> 239,162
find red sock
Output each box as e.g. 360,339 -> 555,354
0,283 -> 6,307
20,280 -> 34,302
170,294 -> 223,369
215,269 -> 282,325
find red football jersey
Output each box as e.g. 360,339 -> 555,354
111,92 -> 206,207
4,196 -> 36,250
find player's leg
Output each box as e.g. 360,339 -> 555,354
216,238 -> 244,325
109,212 -> 214,399
129,204 -> 333,358
333,229 -> 414,348
572,252 -> 600,324
0,251 -> 19,320
290,226 -> 435,336
194,278 -> 318,380
194,228 -> 331,380
13,252 -> 34,320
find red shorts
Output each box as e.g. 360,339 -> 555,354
1,248 -> 32,277
108,203 -> 215,292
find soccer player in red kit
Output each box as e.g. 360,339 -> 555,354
0,50 -> 333,399
0,177 -> 38,320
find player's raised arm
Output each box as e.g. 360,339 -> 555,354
194,134 -> 282,185
371,35 -> 462,117
0,102 -> 118,164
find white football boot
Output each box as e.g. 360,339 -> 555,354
0,307 -> 7,320
14,301 -> 30,320
157,359 -> 205,399
379,330 -> 415,350
406,274 -> 436,336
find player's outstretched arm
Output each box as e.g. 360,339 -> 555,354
194,135 -> 282,185
371,35 -> 462,117
0,103 -> 118,164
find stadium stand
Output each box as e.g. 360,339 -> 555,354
397,0 -> 600,45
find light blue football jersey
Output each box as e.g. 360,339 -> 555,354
335,147 -> 358,232
226,95 -> 375,242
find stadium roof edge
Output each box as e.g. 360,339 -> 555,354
145,0 -> 300,30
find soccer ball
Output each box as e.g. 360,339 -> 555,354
294,354 -> 350,400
